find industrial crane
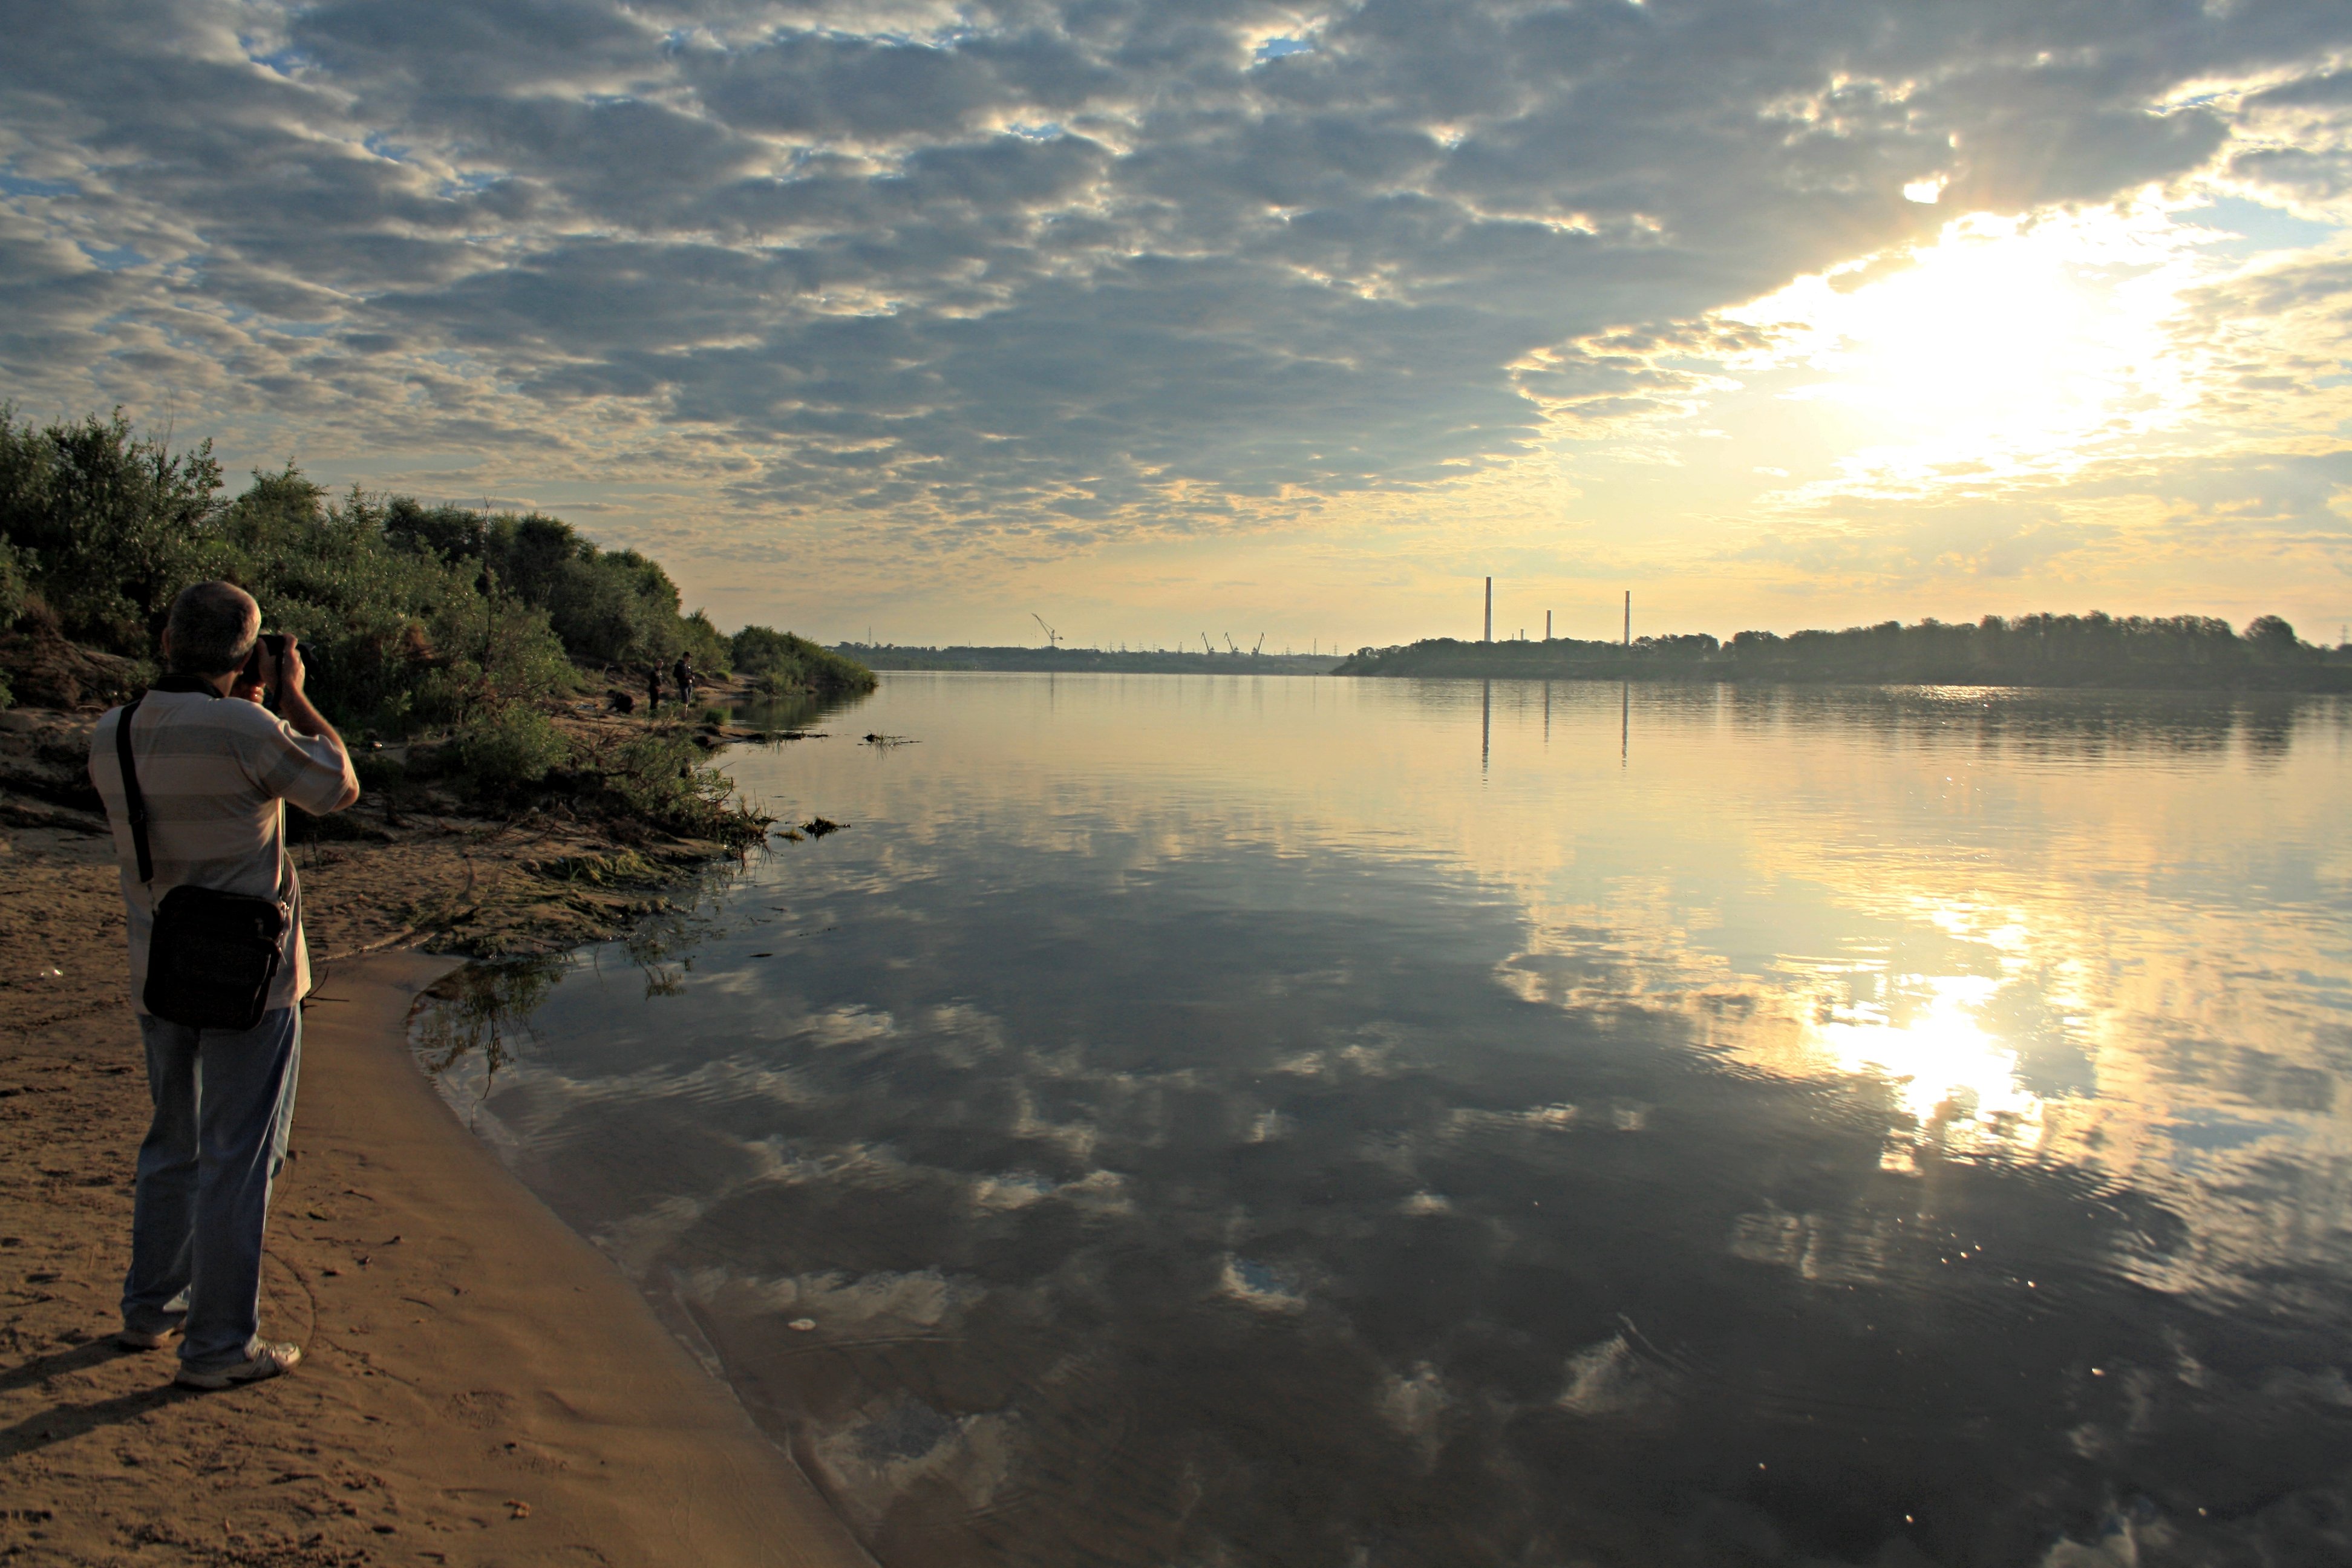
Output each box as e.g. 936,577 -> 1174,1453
1031,612 -> 1061,649
1201,633 -> 1214,655
1252,633 -> 1266,656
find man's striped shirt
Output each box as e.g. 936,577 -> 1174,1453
88,687 -> 359,1014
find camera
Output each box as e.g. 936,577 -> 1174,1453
240,632 -> 289,682
239,633 -> 290,702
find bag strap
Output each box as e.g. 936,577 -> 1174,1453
114,695 -> 154,884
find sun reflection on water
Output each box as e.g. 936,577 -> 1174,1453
1808,972 -> 2047,1162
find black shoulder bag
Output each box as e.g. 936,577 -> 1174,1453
116,693 -> 289,1031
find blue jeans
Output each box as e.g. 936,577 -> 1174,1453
123,1007 -> 302,1371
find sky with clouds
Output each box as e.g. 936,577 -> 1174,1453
5,0 -> 2352,646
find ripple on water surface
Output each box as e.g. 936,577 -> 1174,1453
416,677 -> 2352,1567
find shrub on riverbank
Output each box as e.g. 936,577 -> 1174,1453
577,730 -> 769,846
451,705 -> 570,792
0,408 -> 223,655
0,406 -> 867,728
216,465 -> 577,733
0,405 -> 861,850
351,713 -> 770,846
730,624 -> 878,696
374,495 -> 730,675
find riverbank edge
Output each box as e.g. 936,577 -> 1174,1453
0,936 -> 877,1567
296,949 -> 878,1567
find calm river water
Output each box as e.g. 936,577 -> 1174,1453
414,674 -> 2352,1567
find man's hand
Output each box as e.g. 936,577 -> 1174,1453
268,633 -> 361,810
272,635 -> 307,698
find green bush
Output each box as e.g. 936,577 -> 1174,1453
388,501 -> 728,673
0,540 -> 24,629
0,538 -> 18,707
732,625 -> 875,694
0,407 -> 227,650
221,469 -> 574,732
679,609 -> 730,674
452,705 -> 569,790
0,405 -> 802,732
587,731 -> 765,844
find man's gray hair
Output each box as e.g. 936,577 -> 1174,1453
165,581 -> 261,676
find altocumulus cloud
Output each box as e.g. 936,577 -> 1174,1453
3,0 -> 2351,546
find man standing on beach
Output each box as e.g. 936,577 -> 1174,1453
87,581 -> 361,1389
673,652 -> 696,709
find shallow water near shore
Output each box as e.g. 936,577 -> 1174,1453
416,674 -> 2352,1567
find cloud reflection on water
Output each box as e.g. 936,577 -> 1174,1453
417,675 -> 2352,1567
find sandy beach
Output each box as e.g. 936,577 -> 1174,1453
0,733 -> 872,1565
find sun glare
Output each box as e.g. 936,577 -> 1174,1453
1809,973 -> 2047,1158
1731,204 -> 2219,490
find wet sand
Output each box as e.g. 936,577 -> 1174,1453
1,811 -> 871,1563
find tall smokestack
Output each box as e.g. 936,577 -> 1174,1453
1484,577 -> 1493,643
1546,610 -> 1552,641
1623,590 -> 1630,648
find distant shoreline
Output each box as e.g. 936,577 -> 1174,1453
1335,616 -> 2352,693
841,643 -> 1345,675
837,615 -> 2352,691
1331,663 -> 2352,693
851,656 -> 2352,693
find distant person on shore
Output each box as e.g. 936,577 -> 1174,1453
673,653 -> 696,708
645,663 -> 663,716
87,581 -> 361,1390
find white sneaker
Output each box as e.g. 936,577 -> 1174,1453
175,1341 -> 301,1390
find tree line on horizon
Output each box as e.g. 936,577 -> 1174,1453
0,406 -> 871,724
1338,612 -> 2350,688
